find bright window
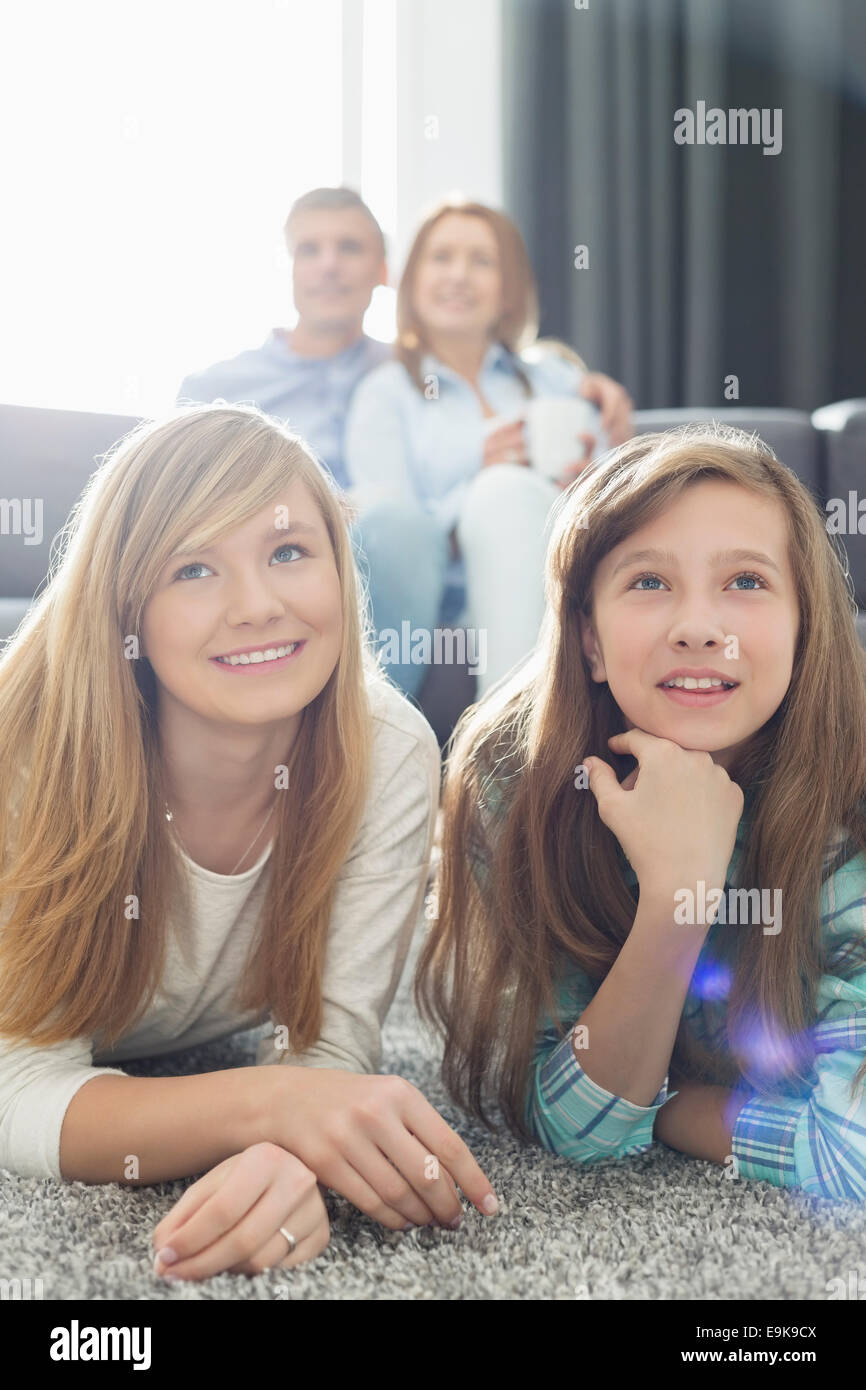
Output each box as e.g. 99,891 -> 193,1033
0,0 -> 354,416
0,0 -> 503,417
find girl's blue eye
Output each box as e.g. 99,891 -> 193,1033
173,544 -> 306,582
270,544 -> 306,564
630,571 -> 767,592
175,562 -> 211,581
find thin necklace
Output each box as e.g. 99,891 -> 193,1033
164,798 -> 277,875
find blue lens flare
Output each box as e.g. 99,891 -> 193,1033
691,959 -> 733,1001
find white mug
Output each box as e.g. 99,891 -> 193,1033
524,396 -> 608,478
481,411 -> 525,465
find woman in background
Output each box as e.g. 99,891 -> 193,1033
344,196 -> 633,698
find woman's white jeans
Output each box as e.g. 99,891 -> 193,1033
455,463 -> 561,696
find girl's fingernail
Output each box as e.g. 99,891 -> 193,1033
482,1193 -> 499,1215
154,1245 -> 178,1265
401,1222 -> 414,1231
448,1216 -> 462,1229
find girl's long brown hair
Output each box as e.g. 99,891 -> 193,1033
415,423 -> 866,1139
0,403 -> 381,1052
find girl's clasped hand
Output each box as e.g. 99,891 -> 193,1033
153,1069 -> 499,1281
153,1145 -> 328,1280
263,1068 -> 497,1230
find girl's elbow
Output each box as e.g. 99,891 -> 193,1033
527,1110 -> 629,1165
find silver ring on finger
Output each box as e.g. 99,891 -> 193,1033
279,1226 -> 297,1255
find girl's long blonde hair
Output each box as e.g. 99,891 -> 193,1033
0,402 -> 379,1051
416,423 -> 866,1139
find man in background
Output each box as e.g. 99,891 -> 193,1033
177,187 -> 390,492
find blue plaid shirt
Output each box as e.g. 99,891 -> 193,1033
473,778 -> 866,1197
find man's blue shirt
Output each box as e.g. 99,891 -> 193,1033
176,329 -> 391,491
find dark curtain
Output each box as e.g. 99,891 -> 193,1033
502,0 -> 866,410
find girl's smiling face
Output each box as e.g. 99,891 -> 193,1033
578,479 -> 800,769
140,477 -> 344,730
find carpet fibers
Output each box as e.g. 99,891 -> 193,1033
2,925 -> 865,1302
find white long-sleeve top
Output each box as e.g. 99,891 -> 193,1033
0,677 -> 441,1180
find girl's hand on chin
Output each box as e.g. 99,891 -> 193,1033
584,727 -> 744,896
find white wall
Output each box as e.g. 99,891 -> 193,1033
393,0 -> 503,277
350,0 -> 504,341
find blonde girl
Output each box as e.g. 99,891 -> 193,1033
417,423 -> 866,1197
0,402 -> 498,1283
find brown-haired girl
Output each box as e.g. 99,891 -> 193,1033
417,423 -> 866,1197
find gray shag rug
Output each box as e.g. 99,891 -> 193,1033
2,923 -> 865,1302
